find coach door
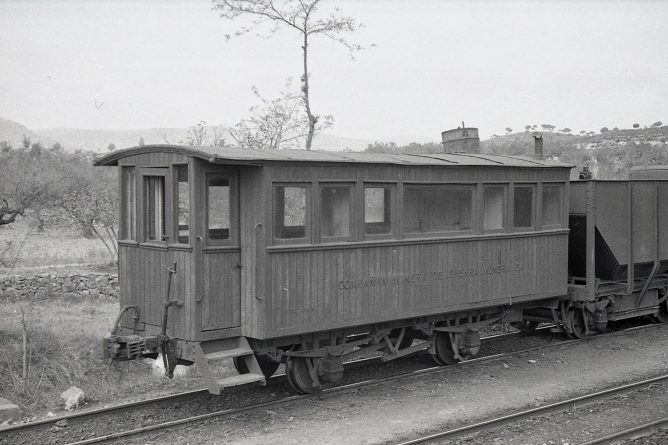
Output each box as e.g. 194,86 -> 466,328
199,171 -> 241,331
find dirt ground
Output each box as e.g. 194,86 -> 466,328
132,324 -> 668,445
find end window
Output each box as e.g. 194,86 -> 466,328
207,177 -> 230,240
176,165 -> 189,243
513,185 -> 535,229
364,187 -> 392,235
542,184 -> 563,227
274,185 -> 307,240
120,167 -> 136,240
144,176 -> 165,241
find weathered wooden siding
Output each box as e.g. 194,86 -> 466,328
262,232 -> 568,336
115,152 -> 193,339
201,250 -> 241,330
239,167 -> 265,338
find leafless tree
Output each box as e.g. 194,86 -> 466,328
212,0 -> 364,150
229,80 -> 332,149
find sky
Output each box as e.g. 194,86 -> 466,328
1,0 -> 667,141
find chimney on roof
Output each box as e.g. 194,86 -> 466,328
441,123 -> 480,154
533,133 -> 544,160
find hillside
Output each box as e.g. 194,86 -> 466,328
0,116 -> 436,152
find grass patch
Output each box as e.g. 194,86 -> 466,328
0,293 -> 225,419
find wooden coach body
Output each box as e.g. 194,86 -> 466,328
95,145 -> 571,345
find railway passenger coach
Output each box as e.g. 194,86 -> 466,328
96,144 -> 572,393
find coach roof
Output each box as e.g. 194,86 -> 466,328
93,144 -> 571,168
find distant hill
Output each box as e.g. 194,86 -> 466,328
0,116 -> 436,152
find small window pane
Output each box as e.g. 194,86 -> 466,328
121,167 -> 136,239
145,176 -> 165,241
275,186 -> 306,239
208,178 -> 230,240
321,186 -> 351,238
176,165 -> 189,243
542,184 -> 562,227
365,187 -> 391,235
404,186 -> 473,233
514,186 -> 535,228
483,186 -> 505,231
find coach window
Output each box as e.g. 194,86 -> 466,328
175,165 -> 189,244
364,186 -> 392,236
274,185 -> 308,241
404,186 -> 473,234
120,166 -> 136,240
144,176 -> 165,242
483,185 -> 506,231
542,183 -> 563,228
320,185 -> 353,240
513,184 -> 535,229
206,176 -> 230,241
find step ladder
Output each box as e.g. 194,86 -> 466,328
194,337 -> 266,395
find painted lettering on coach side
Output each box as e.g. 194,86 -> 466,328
336,263 -> 524,291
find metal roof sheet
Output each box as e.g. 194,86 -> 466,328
93,144 -> 571,168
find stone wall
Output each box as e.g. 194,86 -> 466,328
0,273 -> 119,300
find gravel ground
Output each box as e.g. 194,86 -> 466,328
0,330 -> 555,445
114,323 -> 668,445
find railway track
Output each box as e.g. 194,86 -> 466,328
0,322 -> 659,445
393,374 -> 668,445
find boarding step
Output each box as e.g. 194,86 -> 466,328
194,337 -> 266,395
216,373 -> 265,388
205,347 -> 254,362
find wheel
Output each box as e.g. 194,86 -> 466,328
511,320 -> 540,334
285,356 -> 320,394
655,298 -> 668,323
233,355 -> 280,378
569,309 -> 588,339
432,331 -> 459,366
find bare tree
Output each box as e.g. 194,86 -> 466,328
182,121 -> 210,146
212,0 -> 364,150
230,81 -> 332,149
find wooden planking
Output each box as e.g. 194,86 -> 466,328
202,251 -> 241,330
264,233 -> 568,335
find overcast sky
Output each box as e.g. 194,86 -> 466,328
1,0 -> 667,140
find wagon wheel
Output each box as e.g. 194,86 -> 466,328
233,355 -> 280,379
285,356 -> 320,394
432,331 -> 459,366
511,320 -> 540,334
568,308 -> 588,339
655,298 -> 668,323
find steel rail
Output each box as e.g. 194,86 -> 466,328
579,416 -> 668,445
392,374 -> 668,445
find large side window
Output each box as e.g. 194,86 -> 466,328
483,185 -> 506,231
207,176 -> 230,241
320,185 -> 352,240
513,184 -> 535,229
542,183 -> 563,227
274,185 -> 308,240
175,165 -> 189,244
144,176 -> 165,242
404,186 -> 473,234
120,166 -> 136,240
364,186 -> 392,235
